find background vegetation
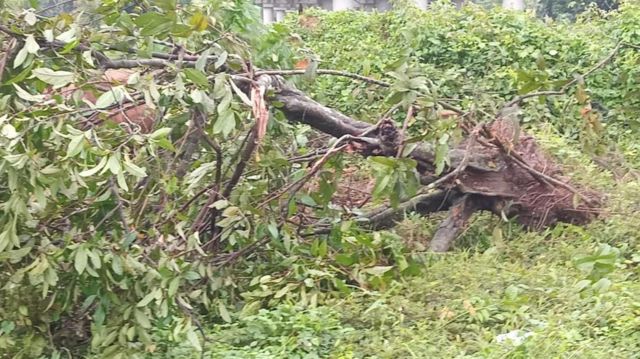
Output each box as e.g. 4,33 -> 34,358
0,0 -> 638,358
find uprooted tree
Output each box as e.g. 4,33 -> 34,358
0,0 -> 633,356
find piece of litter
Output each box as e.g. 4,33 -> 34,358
495,330 -> 533,346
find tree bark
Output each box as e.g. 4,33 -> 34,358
364,190 -> 459,229
255,75 -> 601,238
429,195 -> 479,252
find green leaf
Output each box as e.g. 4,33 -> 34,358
95,87 -> 125,109
150,127 -> 172,139
134,309 -> 151,328
66,134 -> 86,158
12,84 -> 45,102
24,10 -> 37,26
123,156 -> 147,178
363,266 -> 393,276
137,291 -> 157,307
318,239 -> 328,257
369,156 -> 397,167
592,277 -> 612,293
107,154 -> 121,174
372,174 -> 392,197
213,108 -> 236,137
43,29 -> 53,42
82,50 -> 94,67
13,48 -> 29,69
135,12 -> 175,36
88,250 -> 101,269
24,34 -> 40,54
1,124 -> 18,139
267,222 -> 278,239
189,11 -> 209,32
229,79 -> 251,106
111,256 -> 123,276
0,246 -> 32,261
31,68 -> 75,89
74,247 -> 88,274
214,51 -> 228,70
183,68 -> 209,87
335,254 -> 355,266
195,49 -> 210,72
434,142 -> 449,175
168,277 -> 180,297
79,156 -> 107,177
218,302 -> 231,323
116,171 -> 129,191
171,24 -> 193,37
574,279 -> 591,292
274,284 -> 297,299
0,221 -> 18,252
56,27 -> 77,43
211,199 -> 229,210
186,328 -> 202,351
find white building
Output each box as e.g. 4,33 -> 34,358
255,0 -> 436,23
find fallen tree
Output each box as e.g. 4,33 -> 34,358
0,21 -> 609,253
247,74 -> 604,251
2,3 -> 636,355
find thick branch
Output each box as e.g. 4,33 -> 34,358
253,69 -> 391,87
104,59 -> 196,69
267,78 -> 372,137
258,77 -> 496,175
429,195 -> 479,252
363,190 -> 458,229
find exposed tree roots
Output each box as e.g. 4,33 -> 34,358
259,76 -> 603,251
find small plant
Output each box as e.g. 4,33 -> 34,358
573,243 -> 620,295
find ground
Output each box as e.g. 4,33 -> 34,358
151,117 -> 640,359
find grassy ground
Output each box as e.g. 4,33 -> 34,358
153,129 -> 639,358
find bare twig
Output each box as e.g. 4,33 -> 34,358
0,38 -> 17,82
213,235 -> 271,268
104,59 -> 196,69
396,106 -> 414,157
36,0 -> 76,14
95,179 -> 132,233
258,133 -> 372,209
505,41 -> 624,108
251,69 -> 392,87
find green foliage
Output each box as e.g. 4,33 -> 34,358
144,305 -> 354,358
0,1 -> 370,358
537,0 -> 619,20
287,2 -> 640,153
0,2 -> 428,357
369,156 -> 420,207
332,222 -> 640,358
0,0 -> 639,358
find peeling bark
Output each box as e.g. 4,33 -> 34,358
429,195 -> 481,252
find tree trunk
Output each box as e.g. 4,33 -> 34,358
254,75 -> 601,238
